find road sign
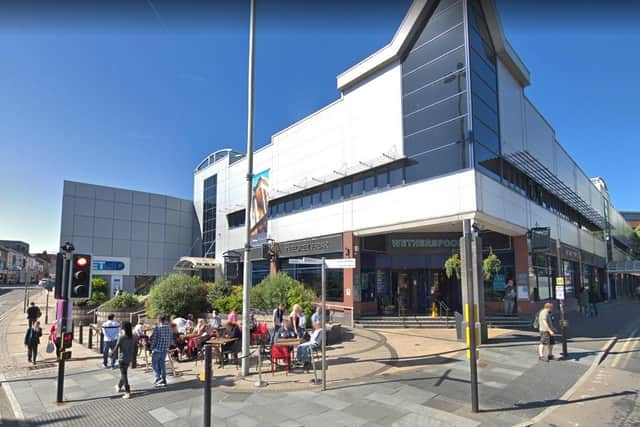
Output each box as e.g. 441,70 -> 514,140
555,277 -> 565,286
555,285 -> 565,300
325,258 -> 356,269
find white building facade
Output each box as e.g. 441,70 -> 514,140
194,0 -> 636,319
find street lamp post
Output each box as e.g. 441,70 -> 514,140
241,0 -> 256,377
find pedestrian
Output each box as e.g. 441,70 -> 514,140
588,288 -> 599,318
149,316 -> 171,387
24,320 -> 43,365
101,314 -> 121,369
289,304 -> 302,338
210,310 -> 222,329
227,308 -> 238,324
537,302 -> 557,362
26,302 -> 41,328
272,303 -> 285,331
503,280 -> 516,315
113,321 -> 135,399
311,306 -> 322,324
49,322 -> 58,353
132,319 -> 146,368
579,287 -> 589,316
298,310 -> 307,339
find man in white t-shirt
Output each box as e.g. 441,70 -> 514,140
538,302 -> 557,362
171,315 -> 187,334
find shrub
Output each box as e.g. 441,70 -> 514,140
147,273 -> 210,318
444,253 -> 461,280
483,252 -> 502,281
210,286 -> 244,314
100,292 -> 142,309
207,280 -> 233,303
251,272 -> 317,318
74,277 -> 109,307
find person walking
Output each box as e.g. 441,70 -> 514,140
102,314 -> 121,369
503,280 -> 516,315
272,303 -> 285,331
113,321 -> 135,399
26,302 -> 41,328
24,321 -> 43,365
588,288 -> 599,318
149,316 -> 171,387
579,287 -> 589,317
537,302 -> 557,362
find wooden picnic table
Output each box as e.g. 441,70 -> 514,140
206,337 -> 238,368
275,338 -> 300,347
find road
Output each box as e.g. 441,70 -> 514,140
536,316 -> 640,427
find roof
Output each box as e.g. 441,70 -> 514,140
622,211 -> 640,221
336,0 -> 530,92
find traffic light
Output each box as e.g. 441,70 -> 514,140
54,253 -> 69,300
62,332 -> 73,349
70,254 -> 92,300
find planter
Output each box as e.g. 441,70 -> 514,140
96,305 -> 145,325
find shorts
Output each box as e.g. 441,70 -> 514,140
540,331 -> 555,345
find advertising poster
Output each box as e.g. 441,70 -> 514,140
250,169 -> 269,244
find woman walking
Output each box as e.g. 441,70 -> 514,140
113,321 -> 135,399
24,321 -> 43,365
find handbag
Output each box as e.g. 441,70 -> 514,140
46,340 -> 55,354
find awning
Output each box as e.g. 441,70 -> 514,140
504,150 -> 606,229
608,260 -> 640,274
174,257 -> 220,271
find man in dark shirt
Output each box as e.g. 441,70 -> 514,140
26,302 -> 41,328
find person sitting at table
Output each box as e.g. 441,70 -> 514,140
227,308 -> 238,324
210,310 -> 222,329
218,321 -> 242,365
275,318 -> 297,341
168,323 -> 185,360
185,314 -> 195,334
195,318 -> 207,335
295,321 -> 324,369
171,315 -> 188,334
248,312 -> 258,333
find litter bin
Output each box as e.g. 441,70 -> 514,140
455,311 -> 464,341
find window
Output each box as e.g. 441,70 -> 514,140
202,175 -> 217,257
364,175 -> 376,192
227,210 -> 245,228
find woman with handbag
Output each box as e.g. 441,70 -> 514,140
24,321 -> 43,365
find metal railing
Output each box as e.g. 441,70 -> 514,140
130,309 -> 147,324
438,300 -> 451,328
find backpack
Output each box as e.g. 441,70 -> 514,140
532,310 -> 541,330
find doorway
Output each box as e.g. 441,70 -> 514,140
392,270 -> 430,315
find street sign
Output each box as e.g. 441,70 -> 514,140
555,285 -> 565,300
325,258 -> 356,269
555,277 -> 565,286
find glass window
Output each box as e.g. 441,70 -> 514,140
412,0 -> 463,50
343,181 -> 353,198
403,70 -> 467,113
469,48 -> 497,90
293,198 -> 302,211
475,143 -> 501,181
404,116 -> 467,157
404,92 -> 467,137
403,46 -> 466,95
472,95 -> 498,132
364,175 -> 376,192
312,192 -> 321,206
377,170 -> 389,188
331,184 -> 342,200
404,142 -> 467,183
473,118 -> 499,153
389,168 -> 404,186
284,200 -> 293,213
302,194 -> 311,208
321,188 -> 331,203
403,24 -> 465,75
352,178 -> 364,196
470,72 -> 497,112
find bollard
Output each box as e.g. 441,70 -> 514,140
254,344 -> 267,388
79,323 -> 83,345
88,326 -> 93,349
99,331 -> 104,354
204,345 -> 212,427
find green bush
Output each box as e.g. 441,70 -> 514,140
100,292 -> 142,309
147,273 -> 210,318
210,285 -> 243,314
207,281 -> 233,303
74,277 -> 109,307
250,272 -> 317,318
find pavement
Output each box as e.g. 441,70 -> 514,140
0,287 -> 638,427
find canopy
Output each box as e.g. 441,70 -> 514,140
608,260 -> 640,274
174,257 -> 220,271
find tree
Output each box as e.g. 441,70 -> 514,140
250,272 -> 317,318
147,273 -> 210,318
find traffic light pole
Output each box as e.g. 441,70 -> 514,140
56,247 -> 73,404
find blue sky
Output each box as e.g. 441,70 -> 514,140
0,0 -> 638,253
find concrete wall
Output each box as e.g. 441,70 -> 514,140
60,181 -> 196,278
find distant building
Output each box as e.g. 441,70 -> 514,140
622,212 -> 640,230
0,240 -> 29,256
59,181 -> 199,295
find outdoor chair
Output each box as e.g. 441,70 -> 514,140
270,345 -> 291,376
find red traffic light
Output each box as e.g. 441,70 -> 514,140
75,256 -> 89,268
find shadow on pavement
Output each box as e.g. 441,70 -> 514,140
480,390 -> 636,413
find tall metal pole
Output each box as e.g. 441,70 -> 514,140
203,345 -> 212,427
462,220 -> 479,413
56,249 -> 71,403
23,270 -> 29,313
241,0 -> 256,377
556,240 -> 568,359
45,289 -> 49,324
321,257 -> 327,391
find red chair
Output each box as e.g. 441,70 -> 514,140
271,345 -> 291,376
251,322 -> 270,346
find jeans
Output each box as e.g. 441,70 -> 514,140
27,344 -> 38,364
118,361 -> 131,393
296,343 -> 318,364
151,351 -> 167,384
503,299 -> 515,315
589,302 -> 598,317
103,340 -> 117,367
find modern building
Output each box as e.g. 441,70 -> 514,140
59,181 -> 199,295
193,0 -> 637,322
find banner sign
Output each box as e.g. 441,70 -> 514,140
530,227 -> 551,252
250,169 -> 270,244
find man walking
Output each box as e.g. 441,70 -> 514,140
272,303 -> 285,331
588,288 -> 599,318
26,302 -> 41,328
149,316 -> 171,387
503,280 -> 516,315
102,314 -> 121,369
537,302 -> 557,362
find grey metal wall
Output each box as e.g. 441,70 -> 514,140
59,181 -> 196,277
